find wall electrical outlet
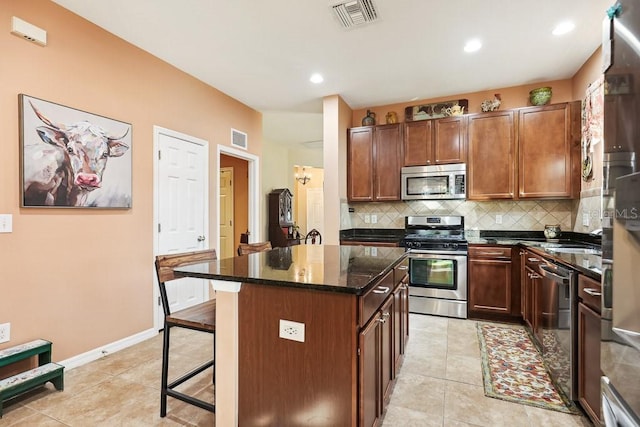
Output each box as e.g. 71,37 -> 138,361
495,214 -> 503,224
279,319 -> 305,343
0,323 -> 10,343
582,213 -> 590,227
371,214 -> 377,224
364,214 -> 371,223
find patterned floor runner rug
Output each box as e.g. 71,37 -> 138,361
476,323 -> 579,414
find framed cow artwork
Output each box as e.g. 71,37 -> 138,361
19,94 -> 132,208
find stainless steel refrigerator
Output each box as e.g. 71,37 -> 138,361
601,1 -> 640,425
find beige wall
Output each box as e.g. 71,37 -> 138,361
323,95 -> 352,245
0,0 -> 262,360
571,47 -> 605,233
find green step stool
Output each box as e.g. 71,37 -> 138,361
0,339 -> 64,417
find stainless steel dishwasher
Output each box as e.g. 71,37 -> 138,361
538,260 -> 578,402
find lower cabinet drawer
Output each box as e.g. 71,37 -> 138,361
360,270 -> 394,327
578,275 -> 601,313
469,246 -> 512,259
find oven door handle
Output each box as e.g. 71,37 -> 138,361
408,250 -> 468,257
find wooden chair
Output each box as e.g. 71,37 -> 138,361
155,249 -> 217,417
305,229 -> 322,244
237,241 -> 272,256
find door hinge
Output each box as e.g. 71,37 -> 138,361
158,223 -> 161,232
158,296 -> 161,306
158,150 -> 161,160
357,347 -> 360,357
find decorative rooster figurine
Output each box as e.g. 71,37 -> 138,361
481,93 -> 502,112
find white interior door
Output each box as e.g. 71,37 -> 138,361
219,167 -> 234,258
306,187 -> 324,236
156,129 -> 208,327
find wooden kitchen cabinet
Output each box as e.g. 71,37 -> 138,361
578,274 -> 602,425
404,120 -> 433,166
518,102 -> 581,199
358,261 -> 410,427
467,111 -> 516,199
348,124 -> 402,202
468,246 -> 521,321
403,116 -> 466,166
434,116 -> 467,164
358,269 -> 400,427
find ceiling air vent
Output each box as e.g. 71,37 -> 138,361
331,0 -> 379,29
231,129 -> 247,150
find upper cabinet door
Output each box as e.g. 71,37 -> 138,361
434,116 -> 467,164
348,127 -> 374,202
374,124 -> 402,201
467,111 -> 516,200
518,103 -> 580,198
403,120 -> 433,166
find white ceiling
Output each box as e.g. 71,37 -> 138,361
52,0 -> 610,146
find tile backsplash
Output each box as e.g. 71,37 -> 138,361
346,199 -> 576,233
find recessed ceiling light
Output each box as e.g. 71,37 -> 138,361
310,73 -> 324,84
552,21 -> 575,36
464,39 -> 482,53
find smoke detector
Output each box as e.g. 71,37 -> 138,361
330,0 -> 379,29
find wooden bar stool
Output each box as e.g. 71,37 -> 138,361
237,241 -> 272,256
155,249 -> 217,417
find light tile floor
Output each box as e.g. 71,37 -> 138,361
1,315 -> 593,426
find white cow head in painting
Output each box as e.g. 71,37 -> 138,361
31,101 -> 129,192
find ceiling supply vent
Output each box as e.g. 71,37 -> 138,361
331,0 -> 379,29
231,129 -> 247,150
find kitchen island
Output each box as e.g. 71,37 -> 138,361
175,244 -> 409,427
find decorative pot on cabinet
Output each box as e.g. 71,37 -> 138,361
362,110 -> 376,126
544,224 -> 561,240
385,111 -> 398,124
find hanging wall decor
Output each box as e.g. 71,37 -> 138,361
19,94 -> 132,208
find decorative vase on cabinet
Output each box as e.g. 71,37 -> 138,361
362,110 -> 376,126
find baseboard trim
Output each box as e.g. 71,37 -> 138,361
59,328 -> 158,370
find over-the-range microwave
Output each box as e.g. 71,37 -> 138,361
401,164 -> 466,200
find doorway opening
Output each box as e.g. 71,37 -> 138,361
293,165 -> 324,241
217,146 -> 260,257
220,155 -> 250,258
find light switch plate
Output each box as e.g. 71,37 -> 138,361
495,214 -> 503,224
0,214 -> 12,233
582,213 -> 590,227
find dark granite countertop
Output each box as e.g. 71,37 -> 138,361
174,244 -> 407,295
468,230 -> 602,280
339,228 -> 404,244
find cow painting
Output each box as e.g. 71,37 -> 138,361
20,96 -> 132,208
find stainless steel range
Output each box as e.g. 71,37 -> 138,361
401,215 -> 468,319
